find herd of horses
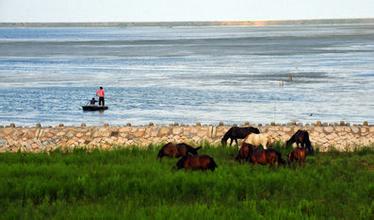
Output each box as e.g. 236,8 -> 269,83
157,126 -> 314,171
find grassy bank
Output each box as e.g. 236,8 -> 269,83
0,145 -> 373,219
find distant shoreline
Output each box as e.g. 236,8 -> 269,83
1,18 -> 374,27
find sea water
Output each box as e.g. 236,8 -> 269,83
0,24 -> 373,125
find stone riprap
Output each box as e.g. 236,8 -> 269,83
0,123 -> 373,153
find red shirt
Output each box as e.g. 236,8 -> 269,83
96,89 -> 105,97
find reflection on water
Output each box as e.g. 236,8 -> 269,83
0,24 -> 373,125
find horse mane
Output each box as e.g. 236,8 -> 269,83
286,130 -> 302,146
286,134 -> 296,146
303,131 -> 312,149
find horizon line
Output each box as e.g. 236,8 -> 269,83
1,17 -> 374,27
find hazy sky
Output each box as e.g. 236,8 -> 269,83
0,0 -> 373,22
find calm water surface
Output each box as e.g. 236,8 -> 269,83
0,24 -> 373,126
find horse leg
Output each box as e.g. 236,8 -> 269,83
230,138 -> 234,146
270,155 -> 277,168
301,157 -> 306,167
289,155 -> 295,168
249,156 -> 256,166
235,139 -> 239,146
267,158 -> 276,169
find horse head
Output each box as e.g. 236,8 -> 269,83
285,139 -> 293,148
188,146 -> 202,155
176,156 -> 188,170
192,146 -> 202,155
252,127 -> 260,134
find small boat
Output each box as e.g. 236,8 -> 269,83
82,105 -> 108,111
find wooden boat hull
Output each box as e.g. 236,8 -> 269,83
82,105 -> 108,111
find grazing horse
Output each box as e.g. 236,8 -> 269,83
157,142 -> 201,160
243,133 -> 270,149
288,147 -> 307,166
235,142 -> 251,163
247,144 -> 285,167
286,130 -> 314,154
221,126 -> 260,146
176,155 -> 217,171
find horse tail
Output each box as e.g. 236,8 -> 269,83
221,128 -> 232,145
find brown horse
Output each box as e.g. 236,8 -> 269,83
288,147 -> 307,166
176,155 -> 217,171
235,142 -> 251,163
286,130 -> 314,154
157,142 -> 201,160
247,144 -> 285,167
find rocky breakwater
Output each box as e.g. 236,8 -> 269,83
0,122 -> 373,153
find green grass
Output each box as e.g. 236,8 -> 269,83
0,144 -> 373,219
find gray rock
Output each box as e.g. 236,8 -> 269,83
0,139 -> 6,147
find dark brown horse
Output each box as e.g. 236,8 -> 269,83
235,142 -> 251,163
176,155 -> 217,171
288,147 -> 307,166
286,130 -> 314,154
157,142 -> 201,160
247,144 -> 285,167
221,126 -> 260,146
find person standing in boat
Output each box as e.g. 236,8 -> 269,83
96,87 -> 105,106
